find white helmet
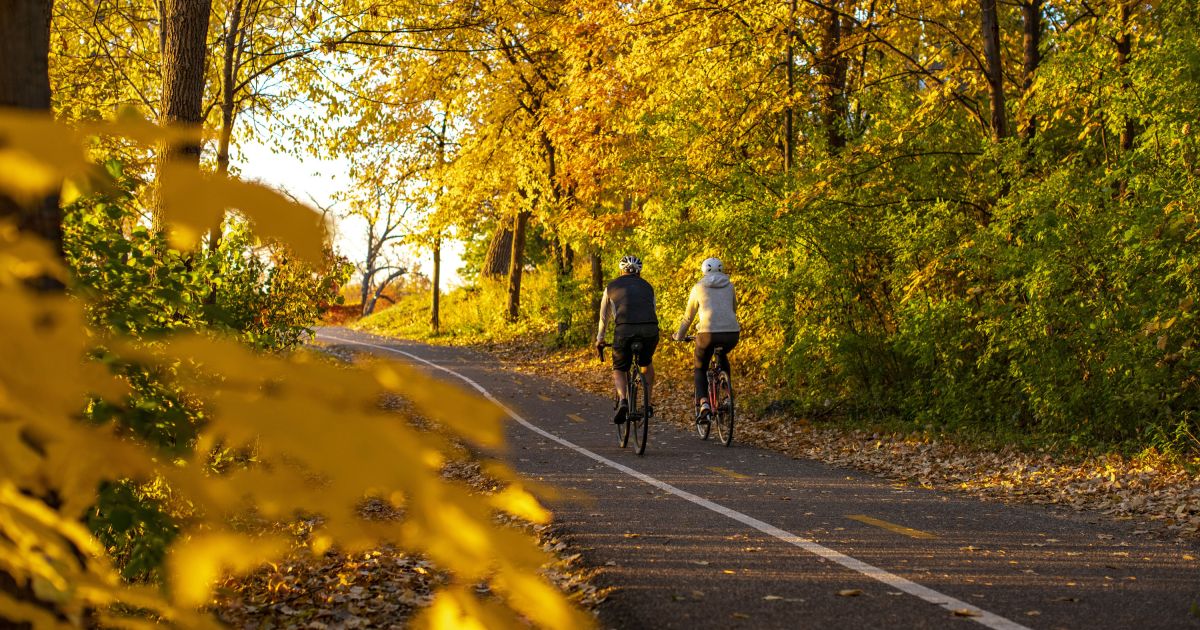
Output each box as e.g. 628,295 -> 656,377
619,254 -> 643,274
701,257 -> 723,274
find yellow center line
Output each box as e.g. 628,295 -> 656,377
567,413 -> 585,424
708,466 -> 752,480
538,394 -> 553,402
846,514 -> 936,540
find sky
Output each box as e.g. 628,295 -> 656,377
235,139 -> 467,289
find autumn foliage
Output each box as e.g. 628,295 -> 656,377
0,114 -> 587,628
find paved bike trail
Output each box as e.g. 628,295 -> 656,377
316,328 -> 1200,630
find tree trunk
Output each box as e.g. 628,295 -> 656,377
1113,1 -> 1136,197
431,236 -> 441,333
783,0 -> 796,170
590,249 -> 603,335
154,0 -> 213,231
1018,0 -> 1042,140
360,267 -> 373,317
552,237 -> 573,341
209,0 -> 244,251
481,215 -> 514,279
818,1 -> 848,152
506,210 -> 531,322
0,0 -> 61,257
1115,1 -> 1135,154
979,0 -> 1008,140
0,2 -> 65,624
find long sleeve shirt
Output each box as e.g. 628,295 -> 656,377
674,272 -> 740,339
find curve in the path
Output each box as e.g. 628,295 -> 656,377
319,331 -> 1028,630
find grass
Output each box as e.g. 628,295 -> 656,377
353,272 -> 580,348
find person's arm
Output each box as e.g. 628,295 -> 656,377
596,287 -> 612,344
674,285 -> 699,340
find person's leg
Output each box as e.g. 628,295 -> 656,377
643,363 -> 654,405
612,331 -> 632,402
613,369 -> 628,401
716,332 -> 740,377
637,333 -> 660,407
695,333 -> 716,407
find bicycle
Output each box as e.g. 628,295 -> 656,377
597,340 -> 651,456
683,336 -> 735,446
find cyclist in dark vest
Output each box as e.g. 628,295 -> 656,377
596,255 -> 660,424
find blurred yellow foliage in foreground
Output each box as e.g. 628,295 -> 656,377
0,109 -> 589,629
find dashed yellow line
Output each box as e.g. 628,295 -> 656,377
708,466 -> 752,480
846,514 -> 936,539
567,413 -> 586,424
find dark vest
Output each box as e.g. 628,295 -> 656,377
607,274 -> 658,326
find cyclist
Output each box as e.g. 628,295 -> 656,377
672,257 -> 740,422
596,254 -> 660,424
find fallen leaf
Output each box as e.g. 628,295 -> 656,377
837,589 -> 863,597
952,609 -> 980,617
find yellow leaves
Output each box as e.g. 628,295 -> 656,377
493,569 -> 593,630
489,485 -> 552,525
0,109 -> 328,264
371,360 -> 506,449
0,110 -> 92,200
157,161 -> 328,264
0,110 -> 588,630
416,587 -> 513,630
169,533 -> 288,607
0,151 -> 61,201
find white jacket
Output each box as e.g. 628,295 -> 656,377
675,272 -> 739,338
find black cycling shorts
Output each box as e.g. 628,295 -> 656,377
612,323 -> 660,372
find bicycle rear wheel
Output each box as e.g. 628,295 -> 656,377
715,371 -> 734,446
630,368 -> 649,456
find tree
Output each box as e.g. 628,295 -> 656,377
153,0 -> 212,229
0,0 -> 60,254
979,0 -> 1008,139
346,181 -> 412,317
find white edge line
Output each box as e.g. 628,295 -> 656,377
319,332 -> 1032,630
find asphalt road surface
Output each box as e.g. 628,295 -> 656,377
317,328 -> 1200,630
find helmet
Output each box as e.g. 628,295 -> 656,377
618,254 -> 643,274
701,257 -> 724,274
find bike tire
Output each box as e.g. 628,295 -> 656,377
630,368 -> 649,455
715,371 -> 734,446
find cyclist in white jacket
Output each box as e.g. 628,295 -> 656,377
672,257 -> 740,420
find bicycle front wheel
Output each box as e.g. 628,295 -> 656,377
715,371 -> 734,446
630,368 -> 649,456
